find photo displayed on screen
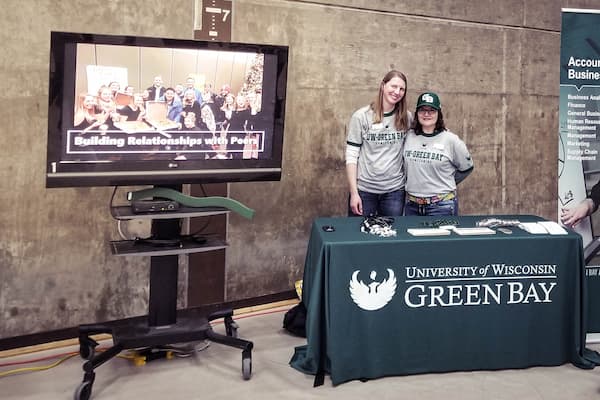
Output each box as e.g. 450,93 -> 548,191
69,43 -> 269,162
46,32 -> 287,188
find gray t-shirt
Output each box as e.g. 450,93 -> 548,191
403,129 -> 473,197
346,105 -> 408,194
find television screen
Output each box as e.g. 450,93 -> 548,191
46,31 -> 288,187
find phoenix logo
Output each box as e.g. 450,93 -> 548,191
349,269 -> 397,311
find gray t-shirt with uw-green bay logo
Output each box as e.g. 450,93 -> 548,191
403,129 -> 473,197
346,105 -> 408,194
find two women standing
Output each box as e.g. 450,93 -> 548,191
346,72 -> 473,217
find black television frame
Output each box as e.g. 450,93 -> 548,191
46,31 -> 288,188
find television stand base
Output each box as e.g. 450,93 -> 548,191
74,309 -> 253,400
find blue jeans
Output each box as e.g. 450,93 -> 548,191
404,198 -> 458,216
348,189 -> 405,217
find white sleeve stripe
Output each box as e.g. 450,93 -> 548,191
346,144 -> 360,164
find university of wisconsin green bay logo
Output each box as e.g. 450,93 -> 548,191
349,269 -> 397,311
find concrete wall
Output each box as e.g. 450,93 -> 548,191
1,0 -> 598,338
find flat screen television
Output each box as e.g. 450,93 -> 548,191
46,31 -> 288,187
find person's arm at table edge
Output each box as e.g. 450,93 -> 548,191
455,166 -> 474,184
346,142 -> 362,215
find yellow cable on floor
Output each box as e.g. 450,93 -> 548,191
0,349 -> 133,378
0,353 -> 78,378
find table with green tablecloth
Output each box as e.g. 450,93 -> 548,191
290,215 -> 600,385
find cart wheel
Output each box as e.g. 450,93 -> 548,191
79,337 -> 98,360
242,354 -> 252,380
79,343 -> 95,360
227,321 -> 239,338
74,380 -> 92,400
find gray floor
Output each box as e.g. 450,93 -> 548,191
2,304 -> 600,400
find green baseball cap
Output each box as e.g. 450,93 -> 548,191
416,92 -> 441,110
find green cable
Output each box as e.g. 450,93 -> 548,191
127,188 -> 255,219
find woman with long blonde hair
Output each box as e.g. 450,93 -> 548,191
345,70 -> 411,217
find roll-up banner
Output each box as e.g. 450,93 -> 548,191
559,8 -> 600,333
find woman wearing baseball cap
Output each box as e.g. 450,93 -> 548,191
345,70 -> 412,217
403,92 -> 474,216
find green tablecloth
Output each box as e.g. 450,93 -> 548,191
290,215 -> 600,385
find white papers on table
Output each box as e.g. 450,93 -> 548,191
450,227 -> 496,235
520,221 -> 568,235
438,225 -> 496,235
518,222 -> 567,234
407,226 -> 495,236
407,228 -> 452,236
538,221 -> 568,235
518,223 -> 547,234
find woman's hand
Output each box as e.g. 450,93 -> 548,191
349,192 -> 363,216
561,198 -> 594,227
